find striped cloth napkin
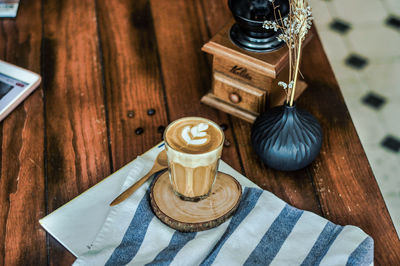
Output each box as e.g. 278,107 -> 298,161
73,150 -> 373,266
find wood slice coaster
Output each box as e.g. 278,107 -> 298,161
150,171 -> 242,232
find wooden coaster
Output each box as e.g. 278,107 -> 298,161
150,171 -> 242,232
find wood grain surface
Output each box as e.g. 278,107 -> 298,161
0,1 -> 46,265
42,0 -> 111,264
96,0 -> 169,169
0,0 -> 398,264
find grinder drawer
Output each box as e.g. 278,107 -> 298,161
212,72 -> 267,113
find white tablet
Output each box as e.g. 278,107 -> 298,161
0,60 -> 41,122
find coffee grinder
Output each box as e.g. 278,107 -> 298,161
201,0 -> 309,123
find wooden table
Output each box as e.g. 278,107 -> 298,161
0,0 -> 399,265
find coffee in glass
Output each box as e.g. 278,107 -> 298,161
164,117 -> 224,201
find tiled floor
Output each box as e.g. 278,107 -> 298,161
310,0 -> 400,235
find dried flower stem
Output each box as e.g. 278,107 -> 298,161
290,37 -> 302,106
288,48 -> 292,103
263,0 -> 313,106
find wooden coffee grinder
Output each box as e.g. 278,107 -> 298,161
201,0 -> 308,123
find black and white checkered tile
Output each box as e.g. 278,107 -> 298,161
310,0 -> 400,236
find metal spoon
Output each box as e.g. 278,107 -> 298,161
110,150 -> 168,206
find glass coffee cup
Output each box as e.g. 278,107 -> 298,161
164,117 -> 224,201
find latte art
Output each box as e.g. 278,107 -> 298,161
181,123 -> 209,145
165,117 -> 223,154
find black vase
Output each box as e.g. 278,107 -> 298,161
251,104 -> 322,171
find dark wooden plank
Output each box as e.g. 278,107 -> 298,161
149,0 -> 243,174
0,1 -> 46,265
300,30 -> 400,264
199,0 -> 322,214
96,0 -> 169,170
42,0 -> 111,264
199,0 -> 231,37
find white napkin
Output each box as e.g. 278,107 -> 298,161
73,147 -> 373,266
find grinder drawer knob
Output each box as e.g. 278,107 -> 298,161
229,93 -> 241,104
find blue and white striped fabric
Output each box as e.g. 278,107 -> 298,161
74,150 -> 373,266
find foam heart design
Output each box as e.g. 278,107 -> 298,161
181,123 -> 209,145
